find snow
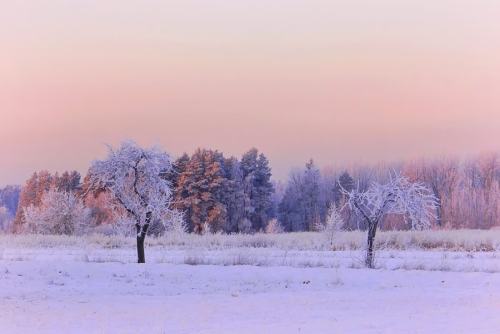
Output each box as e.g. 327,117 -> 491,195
1,247 -> 500,333
342,172 -> 438,230
3,230 -> 500,253
2,244 -> 500,272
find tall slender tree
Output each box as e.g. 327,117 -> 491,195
241,149 -> 274,231
302,159 -> 321,230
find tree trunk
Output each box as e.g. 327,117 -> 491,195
365,220 -> 378,268
137,226 -> 146,263
136,212 -> 151,264
434,190 -> 442,227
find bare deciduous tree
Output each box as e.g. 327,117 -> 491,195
341,173 -> 438,268
85,141 -> 174,263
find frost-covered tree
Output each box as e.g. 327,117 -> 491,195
278,169 -> 306,231
279,160 -> 322,232
254,153 -> 275,226
337,171 -> 355,193
23,189 -> 90,235
54,171 -> 81,193
302,159 -> 321,230
341,173 -> 438,268
85,141 -> 174,263
13,170 -> 81,232
221,156 -> 246,233
163,209 -> 188,239
316,204 -> 343,247
164,153 -> 190,191
13,171 -> 53,231
174,149 -> 227,234
403,158 -> 459,227
172,149 -> 276,234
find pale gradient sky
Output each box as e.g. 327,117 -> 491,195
1,0 -> 500,185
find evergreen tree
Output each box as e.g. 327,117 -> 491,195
54,171 -> 81,192
302,159 -> 321,230
338,171 -> 354,193
279,169 -> 306,231
240,149 -> 274,231
254,153 -> 275,229
165,153 -> 190,190
278,160 -> 323,231
221,157 -> 245,233
0,185 -> 21,217
13,171 -> 52,231
175,149 -> 228,233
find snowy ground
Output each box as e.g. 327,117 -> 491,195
1,245 -> 500,333
2,246 -> 500,272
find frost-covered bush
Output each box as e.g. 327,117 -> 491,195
200,222 -> 212,235
88,217 -> 136,237
163,210 -> 188,238
0,229 -> 499,252
317,205 -> 344,247
265,219 -> 284,234
23,189 -> 91,235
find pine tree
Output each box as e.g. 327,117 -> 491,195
221,157 -> 245,233
338,171 -> 354,193
240,149 -> 274,231
54,171 -> 81,192
278,169 -> 306,231
165,153 -> 190,190
278,160 -> 323,231
175,149 -> 228,233
0,185 -> 21,217
303,159 -> 321,230
254,153 -> 274,230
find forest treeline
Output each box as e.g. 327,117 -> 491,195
0,150 -> 498,234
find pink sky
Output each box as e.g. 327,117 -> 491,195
1,0 -> 500,185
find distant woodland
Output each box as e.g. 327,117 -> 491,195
1,149 -> 498,234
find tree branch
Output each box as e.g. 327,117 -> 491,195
115,194 -> 140,222
352,198 -> 372,225
132,154 -> 148,209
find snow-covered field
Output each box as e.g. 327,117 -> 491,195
1,231 -> 500,333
